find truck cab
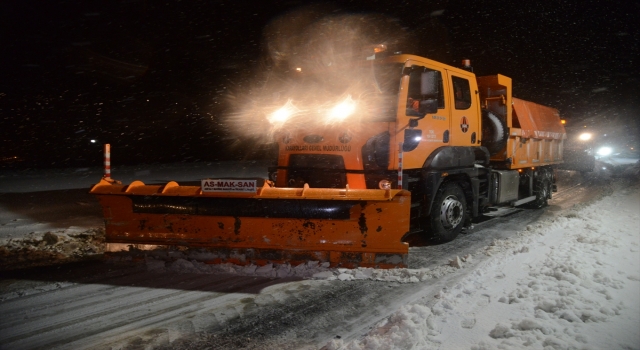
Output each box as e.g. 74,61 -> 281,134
265,51 -> 565,243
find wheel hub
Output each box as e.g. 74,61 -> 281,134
440,195 -> 463,228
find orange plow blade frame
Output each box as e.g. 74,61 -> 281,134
90,179 -> 411,268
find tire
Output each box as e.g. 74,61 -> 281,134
481,109 -> 508,156
527,178 -> 550,209
427,183 -> 467,243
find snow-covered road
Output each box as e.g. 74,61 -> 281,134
0,162 -> 638,349
335,177 -> 640,350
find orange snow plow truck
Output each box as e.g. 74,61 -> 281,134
90,51 -> 566,268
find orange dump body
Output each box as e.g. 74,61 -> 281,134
90,179 -> 411,268
478,74 -> 566,169
506,98 -> 566,168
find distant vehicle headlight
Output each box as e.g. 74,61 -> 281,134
596,146 -> 613,156
578,133 -> 592,141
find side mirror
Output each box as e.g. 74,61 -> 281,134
421,71 -> 439,97
420,71 -> 440,114
404,67 -> 440,118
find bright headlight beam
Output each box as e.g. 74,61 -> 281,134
578,133 -> 592,141
268,99 -> 298,126
596,147 -> 613,156
325,95 -> 356,123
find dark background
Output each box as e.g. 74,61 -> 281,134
1,0 -> 638,169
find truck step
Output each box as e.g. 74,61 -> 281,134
482,207 -> 523,218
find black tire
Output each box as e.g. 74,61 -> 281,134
481,109 -> 508,156
427,183 -> 467,243
527,178 -> 550,209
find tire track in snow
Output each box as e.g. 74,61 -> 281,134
1,272 -> 292,349
0,268 -> 165,322
183,280 -> 428,350
2,276 -> 221,347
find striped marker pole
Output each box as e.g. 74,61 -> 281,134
398,142 -> 403,190
104,144 -> 111,180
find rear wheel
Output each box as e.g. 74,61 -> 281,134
527,178 -> 550,209
427,183 -> 467,243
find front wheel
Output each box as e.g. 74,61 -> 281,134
427,183 -> 468,243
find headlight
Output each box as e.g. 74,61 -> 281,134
596,147 -> 613,156
578,133 -> 592,141
325,95 -> 357,123
268,99 -> 298,126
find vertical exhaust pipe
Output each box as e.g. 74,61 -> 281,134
104,144 -> 111,180
398,142 -> 403,189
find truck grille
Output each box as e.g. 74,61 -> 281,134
287,154 -> 346,188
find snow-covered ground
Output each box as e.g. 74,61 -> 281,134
329,177 -> 640,350
0,160 -> 639,349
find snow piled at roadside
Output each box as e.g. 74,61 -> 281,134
0,228 -> 104,270
142,256 -> 460,283
327,183 -> 640,350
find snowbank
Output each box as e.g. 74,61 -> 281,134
0,228 -> 104,271
141,256 -> 459,283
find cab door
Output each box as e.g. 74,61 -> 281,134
447,72 -> 479,147
396,62 -> 450,170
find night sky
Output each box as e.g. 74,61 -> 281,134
1,0 -> 638,169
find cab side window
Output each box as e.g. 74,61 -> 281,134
452,76 -> 471,110
406,66 -> 444,116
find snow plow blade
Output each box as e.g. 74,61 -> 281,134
90,179 -> 411,268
